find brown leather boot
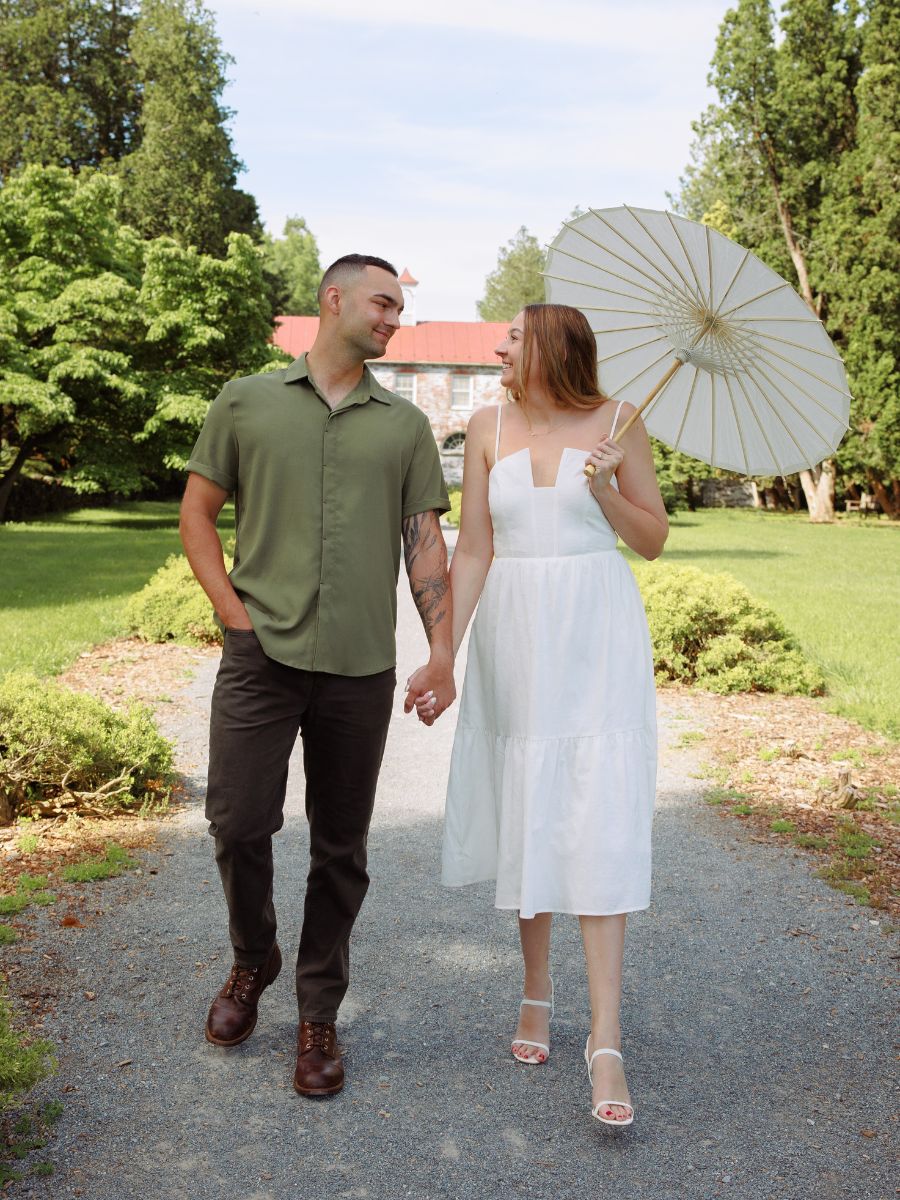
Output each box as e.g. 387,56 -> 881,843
204,943 -> 282,1047
293,1021 -> 344,1096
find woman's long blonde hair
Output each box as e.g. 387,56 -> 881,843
508,303 -> 609,412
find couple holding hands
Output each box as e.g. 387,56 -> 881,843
180,254 -> 667,1128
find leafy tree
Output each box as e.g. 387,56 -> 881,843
0,166 -> 145,520
651,441 -> 714,512
0,0 -> 141,180
263,216 -> 321,315
477,226 -> 545,321
120,0 -> 260,254
138,231 -> 280,471
0,164 -> 278,521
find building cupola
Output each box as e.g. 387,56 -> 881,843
399,267 -> 418,326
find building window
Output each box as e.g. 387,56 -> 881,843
442,432 -> 466,456
393,373 -> 416,403
451,375 -> 474,409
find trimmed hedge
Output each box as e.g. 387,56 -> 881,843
0,673 -> 173,821
636,563 -> 825,695
125,553 -> 226,645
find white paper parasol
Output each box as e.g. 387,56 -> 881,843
543,206 -> 850,476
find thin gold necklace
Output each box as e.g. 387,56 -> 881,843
523,408 -> 571,437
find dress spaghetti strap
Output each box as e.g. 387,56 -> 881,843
609,400 -> 626,440
494,404 -> 503,466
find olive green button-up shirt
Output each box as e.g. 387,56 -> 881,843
186,354 -> 450,676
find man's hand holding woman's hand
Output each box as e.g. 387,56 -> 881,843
404,659 -> 456,727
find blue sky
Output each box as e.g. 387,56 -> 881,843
208,0 -> 733,320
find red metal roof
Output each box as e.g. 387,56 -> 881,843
398,267 -> 419,285
273,317 -> 508,366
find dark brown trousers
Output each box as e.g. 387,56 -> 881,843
205,629 -> 395,1022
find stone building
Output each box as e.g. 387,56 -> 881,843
272,271 -> 507,486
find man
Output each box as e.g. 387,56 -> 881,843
180,254 -> 455,1097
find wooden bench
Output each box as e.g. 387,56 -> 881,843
844,494 -> 878,516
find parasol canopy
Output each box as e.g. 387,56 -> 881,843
543,206 -> 850,476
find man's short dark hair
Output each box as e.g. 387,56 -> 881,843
317,255 -> 398,303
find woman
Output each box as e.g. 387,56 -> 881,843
422,303 -> 667,1127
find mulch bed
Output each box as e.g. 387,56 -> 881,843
54,636 -> 218,711
661,686 -> 899,919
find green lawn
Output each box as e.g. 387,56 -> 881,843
625,510 -> 900,739
0,501 -> 232,677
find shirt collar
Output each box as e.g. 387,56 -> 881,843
283,353 -> 393,406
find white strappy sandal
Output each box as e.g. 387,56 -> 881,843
584,1037 -> 634,1126
511,977 -> 555,1064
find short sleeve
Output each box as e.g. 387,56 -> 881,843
185,383 -> 238,493
402,418 -> 451,518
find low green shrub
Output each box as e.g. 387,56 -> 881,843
635,564 -> 825,695
0,673 -> 173,822
0,990 -> 55,1113
446,488 -> 461,529
125,553 -> 229,645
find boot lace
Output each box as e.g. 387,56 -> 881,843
299,1021 -> 336,1056
224,963 -> 260,1003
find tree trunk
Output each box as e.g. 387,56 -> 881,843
756,133 -> 818,312
685,476 -> 697,511
0,440 -> 35,523
865,469 -> 897,518
770,480 -> 783,508
754,129 -> 843,521
799,461 -> 836,523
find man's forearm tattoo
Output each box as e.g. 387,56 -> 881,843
402,510 -> 449,643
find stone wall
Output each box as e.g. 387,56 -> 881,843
700,477 -> 760,508
370,364 -> 504,487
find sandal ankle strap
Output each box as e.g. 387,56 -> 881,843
589,1046 -> 623,1065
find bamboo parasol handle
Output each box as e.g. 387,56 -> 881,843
584,355 -> 685,476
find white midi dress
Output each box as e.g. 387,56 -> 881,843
442,403 -> 657,918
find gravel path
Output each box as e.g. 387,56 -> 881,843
11,542 -> 898,1199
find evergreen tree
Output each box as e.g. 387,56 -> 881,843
0,0 -> 141,179
477,227 -> 545,321
817,0 -> 900,515
673,1 -> 865,520
120,0 -> 259,254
